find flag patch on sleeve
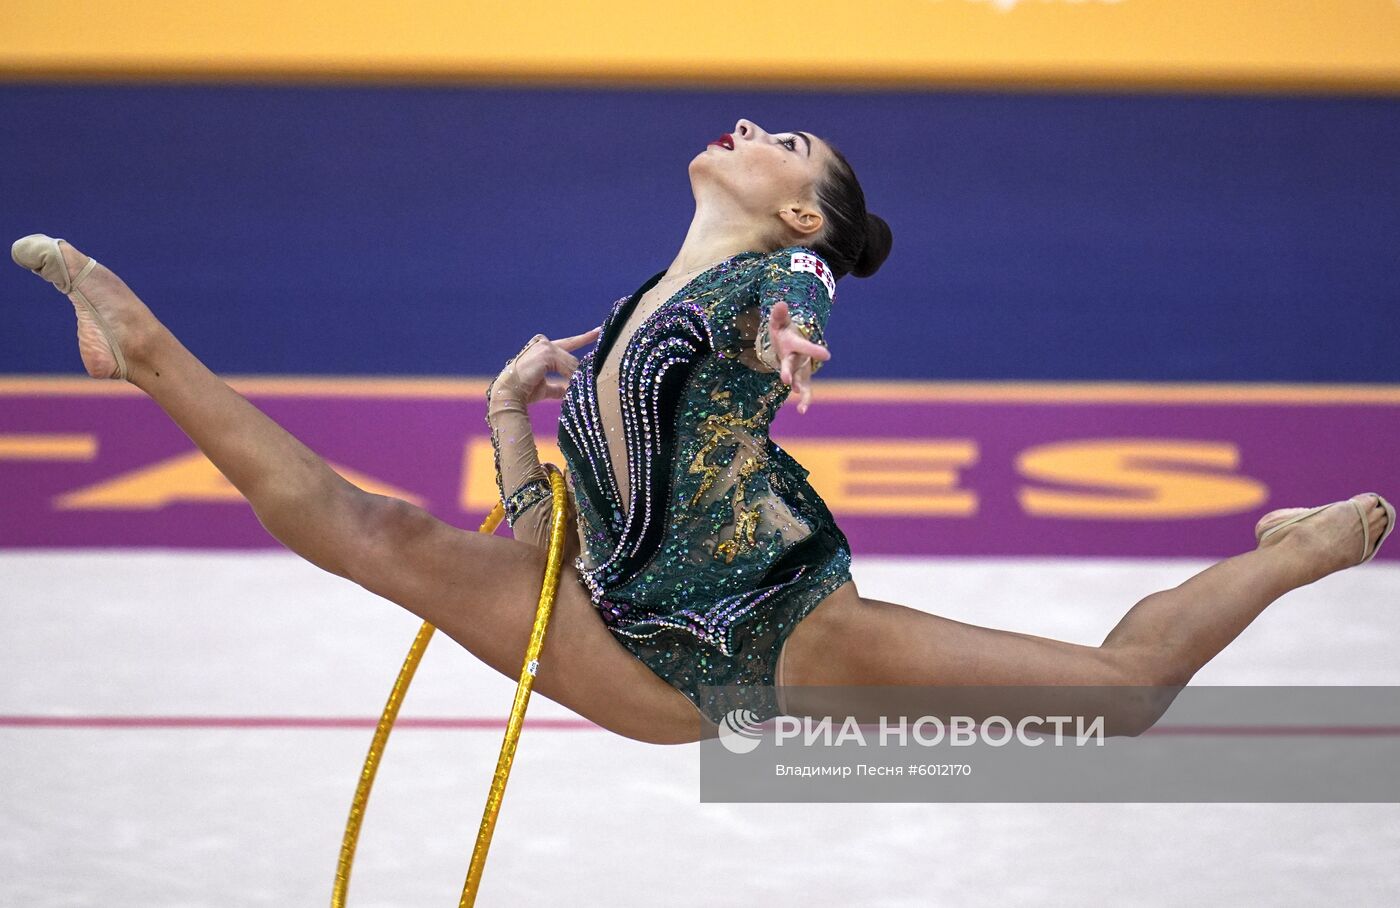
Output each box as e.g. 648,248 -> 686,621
790,251 -> 836,301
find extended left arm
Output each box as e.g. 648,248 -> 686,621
754,249 -> 838,414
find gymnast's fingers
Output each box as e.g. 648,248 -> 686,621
790,357 -> 816,414
518,336 -> 588,387
781,350 -> 807,388
795,360 -> 815,414
789,334 -> 831,364
768,300 -> 791,335
555,326 -> 603,352
544,341 -> 582,376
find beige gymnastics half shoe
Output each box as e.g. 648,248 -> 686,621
1254,492 -> 1395,566
11,233 -> 129,380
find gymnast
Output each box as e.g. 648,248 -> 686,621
12,118 -> 1392,744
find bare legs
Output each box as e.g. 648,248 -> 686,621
782,500 -> 1391,733
18,241 -> 707,744
1097,531 -> 1343,679
11,240 -> 375,578
133,315 -> 386,580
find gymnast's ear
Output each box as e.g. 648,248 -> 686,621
778,202 -> 823,240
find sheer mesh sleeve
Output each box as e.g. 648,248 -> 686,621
485,374 -> 582,562
753,247 -> 837,373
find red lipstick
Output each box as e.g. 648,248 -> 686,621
708,133 -> 735,150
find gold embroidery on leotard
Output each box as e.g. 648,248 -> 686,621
714,453 -> 767,563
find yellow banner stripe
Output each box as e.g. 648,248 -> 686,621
2,0 -> 1399,92
0,433 -> 98,459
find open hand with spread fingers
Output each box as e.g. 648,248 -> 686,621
491,326 -> 602,408
767,300 -> 832,415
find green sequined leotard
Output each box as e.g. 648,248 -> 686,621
557,245 -> 853,726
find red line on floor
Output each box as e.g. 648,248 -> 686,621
4,715 -> 1400,736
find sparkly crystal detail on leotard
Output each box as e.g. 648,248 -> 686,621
558,246 -> 853,724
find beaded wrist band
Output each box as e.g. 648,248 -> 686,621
757,314 -> 825,375
502,476 -> 552,528
798,318 -> 826,375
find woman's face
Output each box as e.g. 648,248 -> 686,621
690,118 -> 830,237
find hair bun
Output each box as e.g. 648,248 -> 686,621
852,212 -> 892,279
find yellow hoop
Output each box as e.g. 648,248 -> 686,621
332,464 -> 571,907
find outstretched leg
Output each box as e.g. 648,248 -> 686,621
782,498 -> 1391,733
15,239 -> 707,744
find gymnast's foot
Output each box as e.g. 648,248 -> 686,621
1257,493 -> 1392,581
11,235 -> 161,381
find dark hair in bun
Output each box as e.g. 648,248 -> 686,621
809,141 -> 893,281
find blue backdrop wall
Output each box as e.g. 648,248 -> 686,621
2,84 -> 1397,381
